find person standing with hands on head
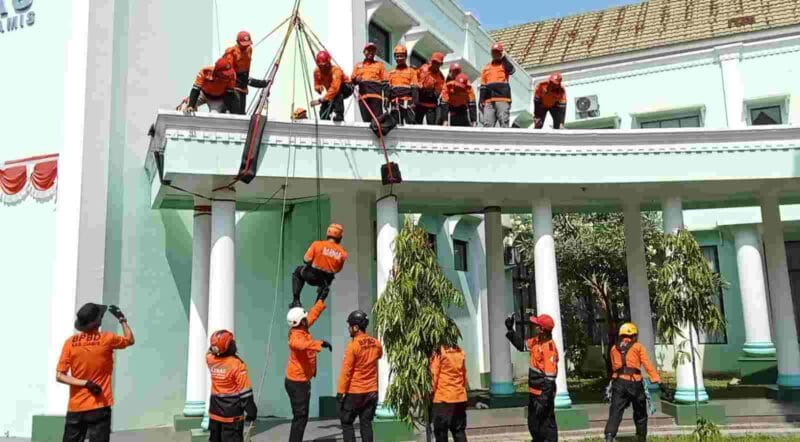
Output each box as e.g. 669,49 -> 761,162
603,323 -> 662,442
429,343 -> 469,442
57,303 -> 134,442
285,298 -> 332,442
415,52 -> 446,125
290,223 -> 348,308
337,310 -> 383,442
223,30 -> 268,114
533,73 -> 567,129
206,330 -> 257,442
480,42 -> 515,127
311,50 -> 353,122
352,42 -> 387,123
506,313 -> 559,442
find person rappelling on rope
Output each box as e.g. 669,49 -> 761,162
285,299 -> 332,442
441,73 -> 477,127
310,50 -> 353,122
387,44 -> 419,125
290,223 -> 348,308
351,42 -> 387,123
206,330 -> 257,441
415,52 -> 446,125
223,30 -> 268,114
603,323 -> 663,442
186,57 -> 240,114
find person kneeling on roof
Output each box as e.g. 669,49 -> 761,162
186,57 -> 240,114
311,50 -> 353,122
441,73 -> 477,127
291,223 -> 348,308
223,30 -> 268,114
206,330 -> 257,442
534,73 -> 567,129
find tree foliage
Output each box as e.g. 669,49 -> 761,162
373,218 -> 465,428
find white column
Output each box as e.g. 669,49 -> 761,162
662,197 -> 708,402
485,207 -> 514,395
184,200 -> 212,416
761,194 -> 800,388
715,43 -> 745,129
624,202 -> 656,363
376,194 -> 399,413
733,226 -> 776,357
532,197 -> 571,408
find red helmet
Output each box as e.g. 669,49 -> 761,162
213,57 -> 234,78
327,223 -> 344,240
430,52 -> 445,64
455,73 -> 470,88
548,72 -> 563,86
237,30 -> 252,47
449,63 -> 462,75
394,44 -> 408,56
210,330 -> 235,356
315,50 -> 332,67
491,42 -> 504,53
530,314 -> 555,331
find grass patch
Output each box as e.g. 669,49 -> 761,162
580,437 -> 797,441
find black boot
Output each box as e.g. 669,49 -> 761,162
636,434 -> 647,442
289,298 -> 302,308
605,435 -> 615,442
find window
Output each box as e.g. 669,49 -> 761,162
368,22 -> 391,61
699,246 -> 727,344
784,242 -> 800,338
749,105 -> 782,125
453,239 -> 468,271
427,232 -> 437,256
639,115 -> 701,129
504,245 -> 518,266
410,51 -> 426,68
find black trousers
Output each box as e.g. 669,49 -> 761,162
390,103 -> 415,125
432,402 -> 467,442
533,103 -> 566,129
233,91 -> 248,115
320,93 -> 346,122
208,419 -> 245,442
292,265 -> 334,303
63,407 -> 111,442
604,379 -> 648,438
414,105 -> 438,125
339,391 -> 378,442
449,109 -> 471,127
359,97 -> 384,123
285,378 -> 311,442
528,393 -> 558,442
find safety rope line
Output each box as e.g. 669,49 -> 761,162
252,16 -> 291,48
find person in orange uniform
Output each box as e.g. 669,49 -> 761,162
534,73 -> 567,129
352,42 -> 387,123
337,310 -> 383,442
446,63 -> 462,82
506,313 -> 558,442
429,344 -> 468,442
206,330 -> 257,442
604,323 -> 662,442
311,50 -> 352,122
56,303 -> 134,442
286,300 -> 332,442
441,73 -> 477,127
479,42 -> 515,127
387,44 -> 419,125
415,52 -> 446,125
223,30 -> 268,114
291,223 -> 348,308
186,57 -> 240,114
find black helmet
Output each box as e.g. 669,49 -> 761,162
347,310 -> 369,329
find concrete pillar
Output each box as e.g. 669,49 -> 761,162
184,201 -> 212,416
733,226 -> 776,357
715,43 -> 745,129
532,197 -> 571,408
485,207 -> 514,395
662,197 -> 709,403
624,202 -> 656,363
761,194 -> 800,388
376,194 -> 399,413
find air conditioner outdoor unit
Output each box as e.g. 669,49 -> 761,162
575,95 -> 599,119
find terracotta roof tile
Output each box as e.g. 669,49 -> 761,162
489,0 -> 800,69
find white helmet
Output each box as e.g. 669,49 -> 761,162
287,307 -> 307,327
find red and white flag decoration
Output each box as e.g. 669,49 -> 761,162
0,154 -> 58,205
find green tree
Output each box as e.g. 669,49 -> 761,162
373,218 -> 465,429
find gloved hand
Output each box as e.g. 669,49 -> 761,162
321,340 -> 332,352
108,305 -> 126,322
245,414 -> 257,423
85,380 -> 102,395
505,315 -> 515,331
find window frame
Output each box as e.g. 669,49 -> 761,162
368,21 -> 391,63
638,114 -> 702,129
631,105 -> 705,129
745,96 -> 789,126
453,239 -> 468,272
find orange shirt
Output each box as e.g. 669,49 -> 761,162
223,44 -> 252,74
304,240 -> 348,274
314,66 -> 350,102
534,82 -> 566,109
194,66 -> 236,98
57,331 -> 133,412
337,331 -> 383,394
610,340 -> 661,383
430,346 -> 467,403
207,354 -> 253,422
480,61 -> 512,103
286,300 -> 326,382
442,80 -> 475,108
351,60 -> 387,100
526,337 -> 558,395
417,63 -> 445,107
387,65 -> 418,101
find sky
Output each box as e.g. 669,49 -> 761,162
457,0 -> 645,30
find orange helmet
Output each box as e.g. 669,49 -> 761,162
548,72 -> 563,86
491,42 -> 504,53
449,63 -> 462,75
430,52 -> 445,64
326,223 -> 344,240
237,30 -> 252,47
394,44 -> 408,56
455,73 -> 470,88
210,330 -> 235,356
